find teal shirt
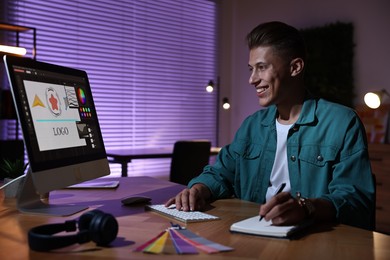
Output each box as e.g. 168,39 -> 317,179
189,98 -> 375,229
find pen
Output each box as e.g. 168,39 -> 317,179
259,182 -> 286,221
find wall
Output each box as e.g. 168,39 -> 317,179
218,0 -> 390,145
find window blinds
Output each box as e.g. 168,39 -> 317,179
6,0 -> 217,177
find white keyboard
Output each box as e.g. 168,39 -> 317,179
146,204 -> 220,223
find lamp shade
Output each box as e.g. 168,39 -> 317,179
364,89 -> 389,109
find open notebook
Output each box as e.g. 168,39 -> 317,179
230,216 -> 312,238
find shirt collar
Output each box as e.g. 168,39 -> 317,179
261,98 -> 317,126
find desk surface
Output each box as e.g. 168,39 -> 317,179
1,176 -> 389,259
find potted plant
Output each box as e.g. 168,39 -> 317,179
0,158 -> 25,198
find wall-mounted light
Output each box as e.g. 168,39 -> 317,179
222,98 -> 230,110
206,80 -> 214,93
0,45 -> 27,56
206,79 -> 230,110
206,78 -> 230,146
364,89 -> 389,109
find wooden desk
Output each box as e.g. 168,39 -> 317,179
1,176 -> 389,259
107,147 -> 221,177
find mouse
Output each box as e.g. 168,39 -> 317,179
121,195 -> 152,206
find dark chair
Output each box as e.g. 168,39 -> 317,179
169,140 -> 211,185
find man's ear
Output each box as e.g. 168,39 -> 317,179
290,58 -> 304,77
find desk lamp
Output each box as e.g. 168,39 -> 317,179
363,89 -> 390,143
364,89 -> 389,109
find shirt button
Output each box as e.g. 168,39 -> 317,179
290,155 -> 296,161
317,155 -> 323,161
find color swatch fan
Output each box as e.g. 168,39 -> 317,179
135,224 -> 233,254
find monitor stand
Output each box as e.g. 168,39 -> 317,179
17,168 -> 88,216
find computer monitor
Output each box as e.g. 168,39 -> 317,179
3,55 -> 110,216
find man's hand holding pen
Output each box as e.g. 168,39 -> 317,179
258,191 -> 307,226
259,183 -> 286,221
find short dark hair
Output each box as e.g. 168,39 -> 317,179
246,21 -> 307,62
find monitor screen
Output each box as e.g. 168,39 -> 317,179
3,55 -> 110,216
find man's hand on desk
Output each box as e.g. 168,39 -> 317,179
165,183 -> 212,211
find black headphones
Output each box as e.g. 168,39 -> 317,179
28,209 -> 118,252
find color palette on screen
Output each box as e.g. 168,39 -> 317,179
77,88 -> 86,105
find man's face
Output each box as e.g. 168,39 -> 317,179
248,46 -> 292,107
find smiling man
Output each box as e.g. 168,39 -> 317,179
166,21 -> 375,230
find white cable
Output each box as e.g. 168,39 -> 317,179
0,163 -> 29,190
0,174 -> 26,190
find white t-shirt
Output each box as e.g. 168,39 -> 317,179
265,120 -> 292,202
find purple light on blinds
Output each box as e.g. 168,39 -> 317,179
7,0 -> 217,177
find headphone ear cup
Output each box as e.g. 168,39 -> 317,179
89,212 -> 118,246
78,209 -> 103,231
78,209 -> 118,246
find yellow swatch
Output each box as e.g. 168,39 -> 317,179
144,230 -> 169,254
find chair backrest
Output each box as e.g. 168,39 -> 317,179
169,140 -> 211,185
